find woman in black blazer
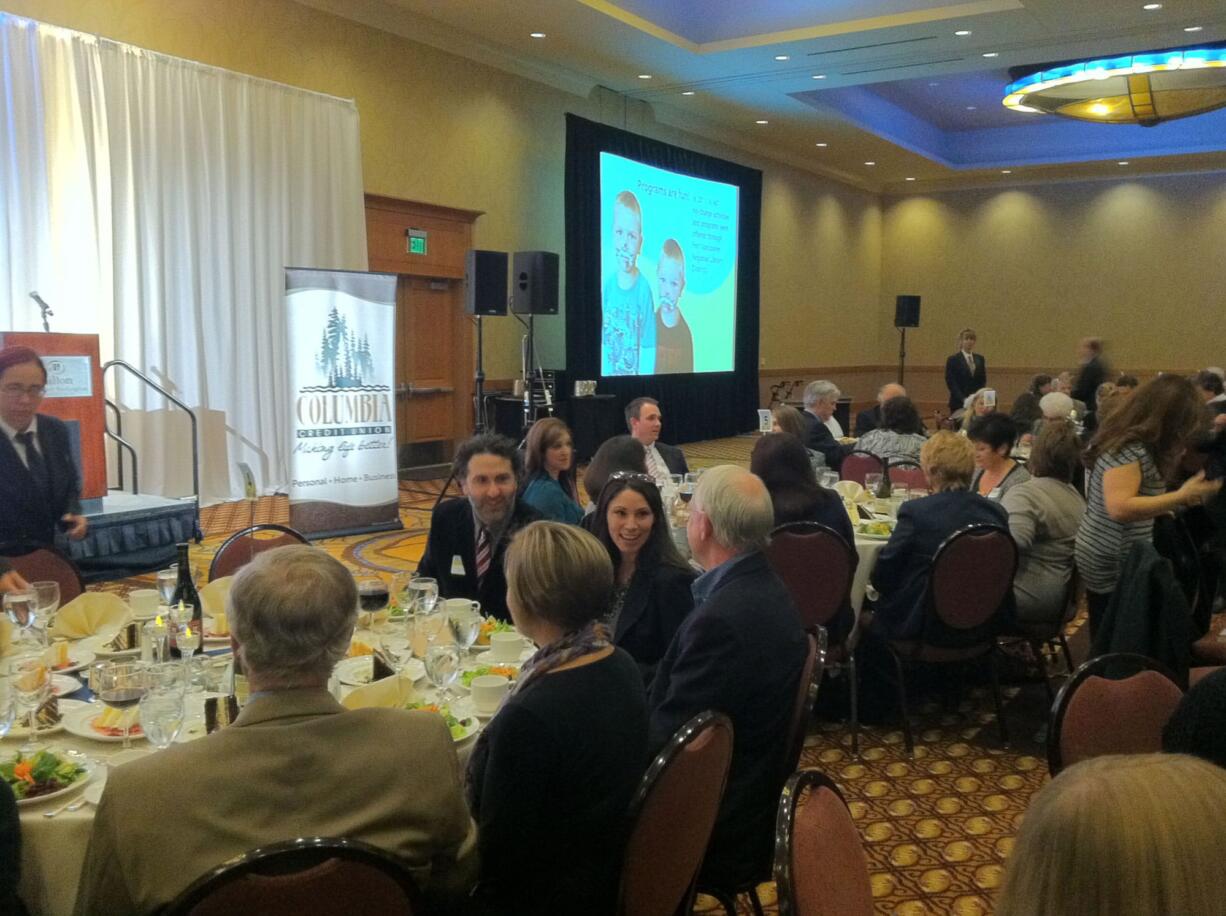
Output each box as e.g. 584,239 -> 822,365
590,473 -> 695,682
750,432 -> 854,544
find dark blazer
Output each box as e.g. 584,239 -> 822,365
648,551 -> 807,886
615,559 -> 696,683
801,410 -> 848,471
0,414 -> 82,550
870,489 -> 1008,641
1073,356 -> 1108,412
854,405 -> 882,437
655,441 -> 689,475
944,352 -> 987,411
417,497 -> 541,623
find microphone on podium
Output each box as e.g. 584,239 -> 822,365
29,291 -> 54,332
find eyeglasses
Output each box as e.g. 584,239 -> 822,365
607,471 -> 655,484
1,384 -> 45,398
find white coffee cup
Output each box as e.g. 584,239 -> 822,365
445,598 -> 480,615
489,631 -> 524,662
130,589 -> 160,619
470,674 -> 510,715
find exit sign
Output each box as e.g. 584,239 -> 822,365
406,228 -> 427,255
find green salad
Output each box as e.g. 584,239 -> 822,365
404,702 -> 472,740
460,664 -> 519,688
1,750 -> 86,800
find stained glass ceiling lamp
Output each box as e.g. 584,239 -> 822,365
1002,43 -> 1226,126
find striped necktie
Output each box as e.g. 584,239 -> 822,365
475,526 -> 491,584
646,446 -> 662,481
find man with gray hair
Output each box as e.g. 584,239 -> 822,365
648,465 -> 807,889
801,379 -> 850,470
75,546 -> 477,914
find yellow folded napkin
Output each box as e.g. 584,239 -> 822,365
834,480 -> 865,503
199,576 -> 233,621
341,672 -> 416,710
50,592 -> 131,640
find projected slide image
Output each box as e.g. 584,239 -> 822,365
600,152 -> 739,376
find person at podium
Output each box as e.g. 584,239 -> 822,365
0,346 -> 88,551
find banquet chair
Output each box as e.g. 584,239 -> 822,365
880,525 -> 1017,755
839,451 -> 883,486
886,460 -> 927,492
618,710 -> 733,916
774,769 -> 873,916
208,524 -> 310,581
164,836 -> 426,916
0,544 -> 84,603
1047,652 -> 1183,776
997,568 -> 1081,706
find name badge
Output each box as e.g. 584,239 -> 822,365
450,555 -> 466,577
988,487 -> 1003,500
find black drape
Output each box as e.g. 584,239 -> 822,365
564,114 -> 762,445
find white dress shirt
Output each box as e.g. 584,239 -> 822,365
643,442 -> 672,490
824,417 -> 843,438
0,415 -> 38,469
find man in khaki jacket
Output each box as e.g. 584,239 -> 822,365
74,546 -> 477,914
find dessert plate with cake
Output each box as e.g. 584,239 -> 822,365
62,704 -> 146,743
81,621 -> 143,657
5,698 -> 88,739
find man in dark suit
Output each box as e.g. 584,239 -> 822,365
854,382 -> 906,436
648,465 -> 807,887
944,328 -> 987,412
417,433 -> 541,622
0,347 -> 87,550
625,396 -> 688,487
1072,337 -> 1109,414
801,380 -> 850,470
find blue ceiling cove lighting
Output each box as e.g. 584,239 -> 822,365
1003,44 -> 1226,126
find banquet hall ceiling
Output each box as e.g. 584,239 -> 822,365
297,0 -> 1226,192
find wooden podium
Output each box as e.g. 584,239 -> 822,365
0,332 -> 106,500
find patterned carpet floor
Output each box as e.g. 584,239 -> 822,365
102,437 -> 1075,915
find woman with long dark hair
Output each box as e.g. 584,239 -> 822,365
590,473 -> 695,680
520,417 -> 583,524
750,432 -> 853,544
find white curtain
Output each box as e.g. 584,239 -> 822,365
0,13 -> 368,503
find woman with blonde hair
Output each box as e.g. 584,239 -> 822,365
959,387 -> 994,433
520,417 -> 584,524
996,753 -> 1226,916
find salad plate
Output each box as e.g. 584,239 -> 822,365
404,702 -> 480,743
2,749 -> 95,806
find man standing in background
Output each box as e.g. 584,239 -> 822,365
1072,337 -> 1109,414
944,328 -> 986,412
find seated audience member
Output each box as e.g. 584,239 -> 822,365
1196,368 -> 1226,416
648,465 -> 807,887
801,380 -> 851,471
1163,667 -> 1226,769
467,522 -> 647,915
772,404 -> 826,471
1053,370 -> 1088,416
581,434 -> 648,514
590,472 -> 695,681
1075,375 -> 1220,635
74,547 -> 477,914
1000,422 -> 1086,630
1083,381 -> 1118,434
626,396 -> 687,489
519,417 -> 583,524
751,432 -> 853,544
870,432 -> 1008,640
418,434 -> 541,622
1027,390 -> 1076,439
854,382 -> 906,437
995,754 -> 1226,916
856,396 -> 928,465
1114,373 -> 1140,391
1009,374 -> 1052,431
958,388 -> 994,432
969,412 -> 1031,501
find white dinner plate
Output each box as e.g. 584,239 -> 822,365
50,648 -> 96,676
62,704 -> 146,744
334,655 -> 425,687
202,618 -> 232,646
453,716 -> 480,744
3,698 -> 89,740
12,757 -> 96,807
79,633 -> 141,659
51,674 -> 83,697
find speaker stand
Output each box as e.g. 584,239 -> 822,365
473,315 -> 488,435
897,325 -> 907,385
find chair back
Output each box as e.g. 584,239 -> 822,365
839,451 -> 883,485
775,769 -> 872,916
1,545 -> 84,603
766,523 -> 858,631
165,836 -> 425,916
1048,653 -> 1184,775
619,711 -> 734,916
782,630 -> 826,783
208,524 -> 310,581
926,525 -> 1017,633
886,461 -> 927,491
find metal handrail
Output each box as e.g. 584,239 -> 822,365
102,360 -> 200,504
103,398 -> 137,493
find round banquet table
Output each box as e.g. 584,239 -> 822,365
851,533 -> 888,611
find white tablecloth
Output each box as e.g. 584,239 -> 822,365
851,535 -> 888,611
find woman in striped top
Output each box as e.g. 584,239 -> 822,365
1074,375 -> 1220,635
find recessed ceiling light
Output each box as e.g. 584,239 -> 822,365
638,73 -> 652,80
966,105 -> 978,111
1142,3 -> 1163,8
864,161 -> 876,166
929,81 -> 940,87
755,119 -> 769,125
955,30 -> 972,36
983,52 -> 1000,58
815,142 -> 828,147
529,32 -> 546,39
775,55 -> 790,61
811,74 -> 827,80
1118,160 -> 1130,165
905,177 -> 917,181
681,90 -> 695,96
1001,169 -> 1013,174
1184,25 -> 1204,32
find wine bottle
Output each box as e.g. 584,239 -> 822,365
876,472 -> 892,499
168,543 -> 203,659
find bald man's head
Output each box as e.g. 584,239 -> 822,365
692,465 -> 774,554
879,383 -> 906,404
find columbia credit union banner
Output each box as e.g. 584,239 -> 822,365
286,268 -> 401,537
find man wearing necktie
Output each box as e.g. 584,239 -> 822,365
944,327 -> 987,412
0,346 -> 87,551
625,396 -> 688,489
417,433 -> 541,622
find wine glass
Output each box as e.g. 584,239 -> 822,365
94,661 -> 148,750
864,473 -> 884,497
356,576 -> 389,628
447,603 -> 482,654
175,621 -> 202,688
31,581 -> 60,634
156,568 -> 178,606
12,651 -> 50,757
139,665 -> 186,750
425,644 -> 461,705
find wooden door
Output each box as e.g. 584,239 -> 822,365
365,196 -> 482,470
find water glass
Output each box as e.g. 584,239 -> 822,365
447,606 -> 482,652
821,470 -> 840,489
12,652 -> 50,756
864,473 -> 884,496
407,577 -> 439,616
31,581 -> 60,629
4,589 -> 38,631
139,684 -> 185,750
156,568 -> 178,605
425,644 -> 461,703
